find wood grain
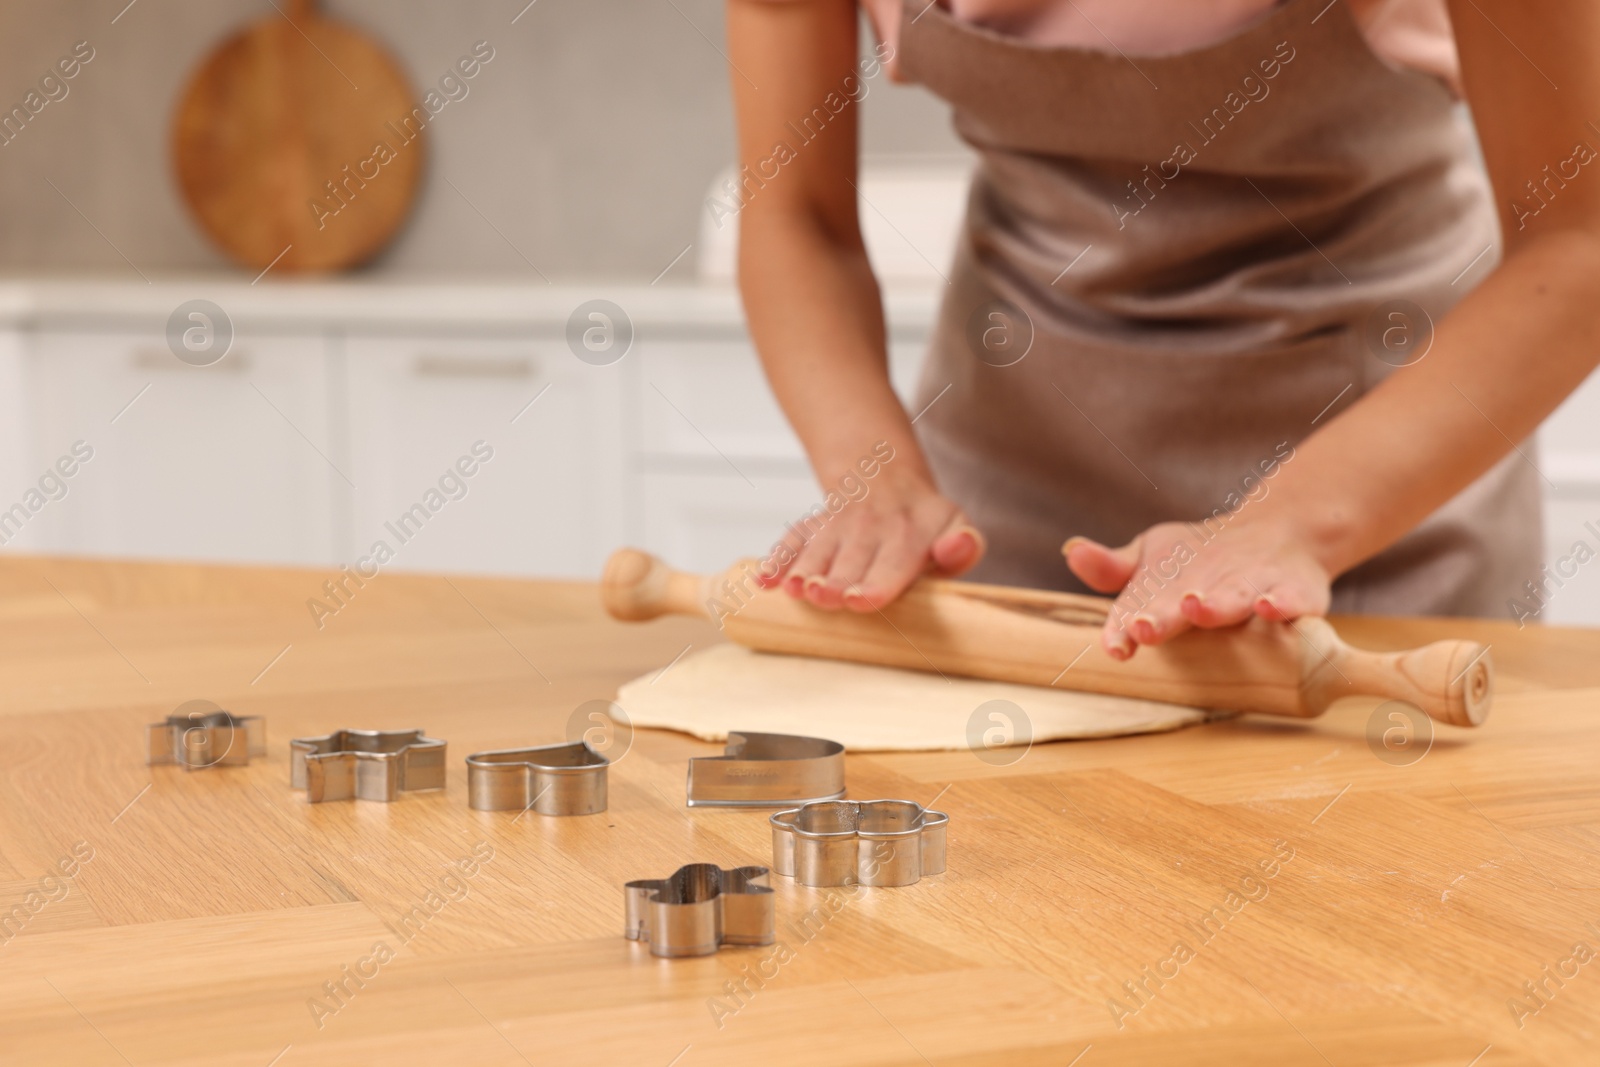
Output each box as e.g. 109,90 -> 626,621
171,0 -> 424,273
0,554 -> 1596,1065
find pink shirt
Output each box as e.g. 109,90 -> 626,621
865,0 -> 1461,93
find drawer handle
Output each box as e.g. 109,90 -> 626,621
131,348 -> 250,372
413,355 -> 536,379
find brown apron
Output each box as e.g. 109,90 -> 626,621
898,0 -> 1542,616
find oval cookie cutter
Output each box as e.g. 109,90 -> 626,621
769,799 -> 948,887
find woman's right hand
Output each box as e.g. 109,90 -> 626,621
728,0 -> 977,611
755,471 -> 985,612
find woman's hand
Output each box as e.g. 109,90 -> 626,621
729,0 -> 976,614
757,471 -> 985,612
1064,514 -> 1334,659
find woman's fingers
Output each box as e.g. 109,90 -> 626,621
1067,534 -> 1149,659
1063,535 -> 1142,594
1250,576 -> 1330,621
755,526 -> 807,588
1109,577 -> 1251,654
1125,570 -> 1332,648
1175,576 -> 1257,629
1101,613 -> 1137,659
818,530 -> 880,608
930,519 -> 985,577
784,528 -> 839,599
772,488 -> 975,612
846,525 -> 928,611
1082,518 -> 1336,659
1122,596 -> 1191,646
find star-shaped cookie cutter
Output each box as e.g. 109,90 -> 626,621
148,708 -> 266,770
624,863 -> 775,958
290,729 -> 447,803
685,731 -> 845,808
465,741 -> 609,816
770,799 -> 948,887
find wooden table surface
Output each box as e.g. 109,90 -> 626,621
2,555 -> 1598,1067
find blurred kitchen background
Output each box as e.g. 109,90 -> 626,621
1,0 -> 1596,627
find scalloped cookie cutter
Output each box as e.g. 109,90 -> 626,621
686,731 -> 846,808
624,863 -> 775,958
465,741 -> 608,816
770,800 -> 948,887
148,711 -> 266,770
290,729 -> 447,803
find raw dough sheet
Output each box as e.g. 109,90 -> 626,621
618,645 -> 1222,752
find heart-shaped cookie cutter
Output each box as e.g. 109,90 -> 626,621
465,741 -> 609,816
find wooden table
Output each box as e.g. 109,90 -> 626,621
2,556 -> 1597,1067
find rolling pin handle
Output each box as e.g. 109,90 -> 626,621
1432,639 -> 1494,727
601,549 -> 708,622
1302,619 -> 1493,727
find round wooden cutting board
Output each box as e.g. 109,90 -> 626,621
172,0 -> 425,274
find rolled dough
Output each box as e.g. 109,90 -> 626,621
617,645 -> 1224,752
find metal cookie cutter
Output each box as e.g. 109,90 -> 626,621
686,731 -> 846,808
148,710 -> 265,770
770,800 -> 948,887
465,741 -> 608,816
290,729 -> 447,803
624,863 -> 775,958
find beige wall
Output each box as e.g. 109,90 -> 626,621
0,0 -> 962,282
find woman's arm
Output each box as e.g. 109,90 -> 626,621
1069,0 -> 1600,657
728,0 -> 982,611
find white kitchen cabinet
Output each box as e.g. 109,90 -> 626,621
1536,365 -> 1600,626
15,327 -> 338,564
889,337 -> 935,402
634,337 -> 808,462
631,330 -> 930,464
636,469 -> 823,573
0,327 -> 29,516
342,333 -> 626,578
625,319 -> 932,573
1538,497 -> 1600,627
0,279 -> 1592,628
628,330 -> 818,569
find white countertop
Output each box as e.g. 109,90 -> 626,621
0,276 -> 942,334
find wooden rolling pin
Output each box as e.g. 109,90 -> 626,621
601,549 -> 1492,727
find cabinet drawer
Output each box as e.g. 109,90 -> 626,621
1541,365 -> 1600,493
634,339 -> 805,461
633,334 -> 930,463
343,336 -> 625,578
1539,496 -> 1600,626
637,469 -> 825,575
15,328 -> 337,563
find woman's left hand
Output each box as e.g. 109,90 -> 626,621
1063,515 -> 1334,659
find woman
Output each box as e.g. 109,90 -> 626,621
730,0 -> 1600,658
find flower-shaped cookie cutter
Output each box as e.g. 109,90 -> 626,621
770,799 -> 948,887
465,741 -> 609,816
289,728 -> 447,803
624,863 -> 775,958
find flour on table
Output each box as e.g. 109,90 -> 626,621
617,645 -> 1222,751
